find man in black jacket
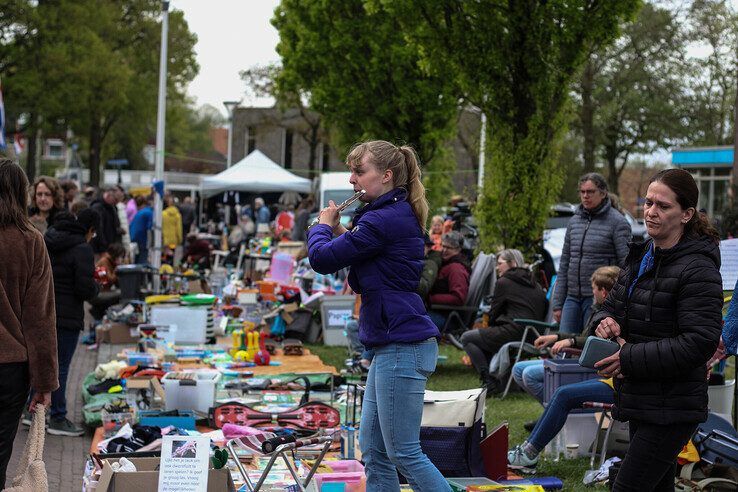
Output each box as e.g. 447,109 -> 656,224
24,210 -> 100,436
90,187 -> 122,254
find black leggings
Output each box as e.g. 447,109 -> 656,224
0,362 -> 30,487
461,325 -> 525,376
613,419 -> 697,492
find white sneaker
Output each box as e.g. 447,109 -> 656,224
507,444 -> 539,470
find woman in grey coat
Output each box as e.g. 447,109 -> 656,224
553,173 -> 631,334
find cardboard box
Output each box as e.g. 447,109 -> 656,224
95,457 -> 235,492
96,322 -> 139,344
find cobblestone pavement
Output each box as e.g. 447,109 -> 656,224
8,341 -> 117,491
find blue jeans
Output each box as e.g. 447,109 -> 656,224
135,246 -> 148,265
512,360 -> 545,403
528,379 -> 613,452
359,339 -> 451,492
559,296 -> 593,335
29,329 -> 79,421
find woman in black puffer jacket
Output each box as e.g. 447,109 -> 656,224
593,169 -> 722,491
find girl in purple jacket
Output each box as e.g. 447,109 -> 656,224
308,141 -> 449,492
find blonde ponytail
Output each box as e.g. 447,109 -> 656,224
346,140 -> 429,229
399,146 -> 429,229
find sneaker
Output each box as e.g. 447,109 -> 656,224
47,418 -> 85,437
508,444 -> 539,470
21,409 -> 33,427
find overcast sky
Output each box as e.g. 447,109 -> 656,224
175,0 -> 281,114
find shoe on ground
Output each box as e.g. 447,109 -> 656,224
47,417 -> 85,437
524,419 -> 539,432
508,444 -> 539,470
21,409 -> 33,427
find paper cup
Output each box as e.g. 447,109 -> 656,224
565,443 -> 579,459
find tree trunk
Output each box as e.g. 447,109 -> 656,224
580,58 -> 596,174
307,124 -> 319,176
604,144 -> 620,195
89,117 -> 102,187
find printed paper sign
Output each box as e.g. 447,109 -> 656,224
327,309 -> 353,327
720,238 -> 738,290
158,435 -> 210,492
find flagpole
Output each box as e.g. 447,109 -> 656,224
152,0 -> 169,290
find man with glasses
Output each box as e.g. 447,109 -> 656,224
552,173 -> 630,334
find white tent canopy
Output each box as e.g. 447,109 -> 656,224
200,150 -> 312,197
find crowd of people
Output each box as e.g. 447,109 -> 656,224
0,146 -> 729,491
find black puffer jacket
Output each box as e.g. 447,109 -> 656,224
44,217 -> 99,331
593,235 -> 722,425
553,198 -> 631,309
90,198 -> 121,253
487,268 -> 547,330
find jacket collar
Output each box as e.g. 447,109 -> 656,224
355,188 -> 407,218
576,197 -> 611,218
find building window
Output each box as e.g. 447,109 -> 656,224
283,129 -> 293,169
45,140 -> 65,160
246,126 -> 256,155
322,142 -> 330,172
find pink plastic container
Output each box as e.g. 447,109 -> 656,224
313,460 -> 366,492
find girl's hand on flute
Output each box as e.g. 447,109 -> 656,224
319,200 -> 341,228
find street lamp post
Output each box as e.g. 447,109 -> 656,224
152,0 -> 169,287
224,101 -> 239,167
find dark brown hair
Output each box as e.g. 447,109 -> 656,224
649,169 -> 720,243
0,158 -> 33,231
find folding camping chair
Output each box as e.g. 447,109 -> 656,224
500,277 -> 559,398
226,433 -> 333,492
431,252 -> 496,349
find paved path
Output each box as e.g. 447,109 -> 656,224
8,341 -> 118,491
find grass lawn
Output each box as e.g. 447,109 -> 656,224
306,342 -> 610,491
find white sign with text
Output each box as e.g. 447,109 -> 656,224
157,435 -> 210,492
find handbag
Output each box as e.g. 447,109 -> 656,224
3,404 -> 48,492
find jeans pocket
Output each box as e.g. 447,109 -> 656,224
415,340 -> 438,377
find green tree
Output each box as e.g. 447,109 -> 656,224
1,1 -> 198,185
685,0 -> 738,147
378,0 -> 641,254
577,3 -> 687,193
272,0 -> 459,171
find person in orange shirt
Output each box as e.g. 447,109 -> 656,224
429,215 -> 443,251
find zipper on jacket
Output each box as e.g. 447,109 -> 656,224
644,254 -> 662,322
577,215 -> 592,298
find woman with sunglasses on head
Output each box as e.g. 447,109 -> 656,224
593,169 -> 722,490
307,141 -> 450,492
552,172 -> 631,334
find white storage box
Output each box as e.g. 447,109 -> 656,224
708,379 -> 735,416
149,305 -> 209,344
319,295 -> 356,346
422,388 -> 486,428
161,370 -> 221,413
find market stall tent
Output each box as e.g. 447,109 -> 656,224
200,150 -> 312,197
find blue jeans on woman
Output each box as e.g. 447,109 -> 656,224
27,328 -> 79,421
559,296 -> 594,334
359,339 -> 451,492
527,378 -> 613,452
512,360 -> 545,403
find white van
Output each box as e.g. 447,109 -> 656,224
316,172 -> 360,227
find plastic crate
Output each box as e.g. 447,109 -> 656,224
138,410 -> 196,430
161,370 -> 221,413
101,409 -> 136,437
543,358 -> 600,409
319,295 -> 356,346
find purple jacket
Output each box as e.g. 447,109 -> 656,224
307,188 -> 440,348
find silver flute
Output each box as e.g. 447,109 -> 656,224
308,189 -> 366,229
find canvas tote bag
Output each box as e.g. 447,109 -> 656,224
3,404 -> 48,492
